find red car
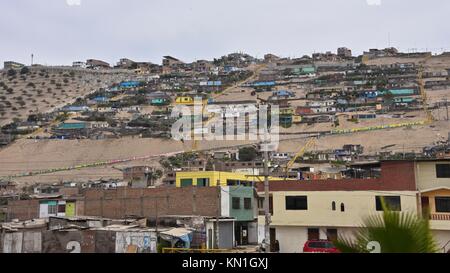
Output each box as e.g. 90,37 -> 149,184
303,240 -> 340,253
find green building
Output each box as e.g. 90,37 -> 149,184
221,186 -> 257,245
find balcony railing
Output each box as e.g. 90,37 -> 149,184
430,213 -> 450,221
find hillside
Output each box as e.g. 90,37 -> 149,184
0,66 -> 132,127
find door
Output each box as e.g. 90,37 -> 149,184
241,225 -> 249,245
66,202 -> 76,217
327,229 -> 338,242
308,228 -> 320,240
421,197 -> 430,218
208,229 -> 213,249
39,202 -> 48,218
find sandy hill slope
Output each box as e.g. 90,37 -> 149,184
0,66 -> 132,127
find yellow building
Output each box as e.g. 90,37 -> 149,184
415,160 -> 450,243
292,115 -> 302,124
176,171 -> 279,187
175,96 -> 195,105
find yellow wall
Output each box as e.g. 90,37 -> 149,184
416,161 -> 450,191
422,189 -> 450,231
422,189 -> 450,214
268,191 -> 418,228
175,97 -> 194,105
176,171 -> 277,187
293,115 -> 302,123
415,161 -> 450,230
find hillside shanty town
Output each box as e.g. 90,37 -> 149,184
1,47 -> 450,254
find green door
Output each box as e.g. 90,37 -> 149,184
66,202 -> 76,217
180,179 -> 193,187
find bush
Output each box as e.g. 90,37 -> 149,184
20,67 -> 30,75
239,147 -> 258,162
7,69 -> 17,77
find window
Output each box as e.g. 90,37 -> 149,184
376,196 -> 401,211
436,164 -> 450,178
285,196 -> 308,210
232,197 -> 241,210
341,203 -> 345,212
48,202 -> 57,215
197,178 -> 210,187
58,203 -> 66,213
332,202 -> 336,211
180,179 -> 193,187
327,229 -> 338,241
258,197 -> 264,209
435,197 -> 450,213
307,228 -> 320,240
244,198 -> 252,210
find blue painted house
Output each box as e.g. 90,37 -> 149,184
119,81 -> 142,89
273,90 -> 294,97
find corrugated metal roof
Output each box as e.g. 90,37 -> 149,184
56,122 -> 87,130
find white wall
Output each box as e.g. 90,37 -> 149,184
274,226 -> 357,253
39,203 -> 48,218
271,191 -> 418,227
115,231 -> 157,253
221,186 -> 230,217
248,222 -> 258,244
257,223 -> 265,244
432,230 -> 450,253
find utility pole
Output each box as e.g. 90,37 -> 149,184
263,144 -> 271,253
445,99 -> 449,121
215,179 -> 220,249
155,197 -> 159,234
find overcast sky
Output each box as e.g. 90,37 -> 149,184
1,0 -> 449,67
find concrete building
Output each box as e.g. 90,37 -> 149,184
175,171 -> 279,187
256,160 -> 450,253
86,59 -> 110,69
122,166 -> 155,188
192,60 -> 215,73
7,196 -> 84,221
264,54 -> 280,63
337,47 -> 352,58
162,56 -> 184,74
116,58 -> 136,69
72,61 -> 87,68
3,61 -> 25,70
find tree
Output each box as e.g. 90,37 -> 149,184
239,147 -> 258,162
382,91 -> 394,111
7,69 -> 17,77
20,67 -> 30,75
335,199 -> 439,253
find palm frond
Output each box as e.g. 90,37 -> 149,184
336,197 -> 439,253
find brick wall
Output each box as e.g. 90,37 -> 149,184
83,187 -> 220,219
257,161 -> 417,192
7,200 -> 40,221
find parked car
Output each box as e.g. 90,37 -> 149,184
303,240 -> 340,253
